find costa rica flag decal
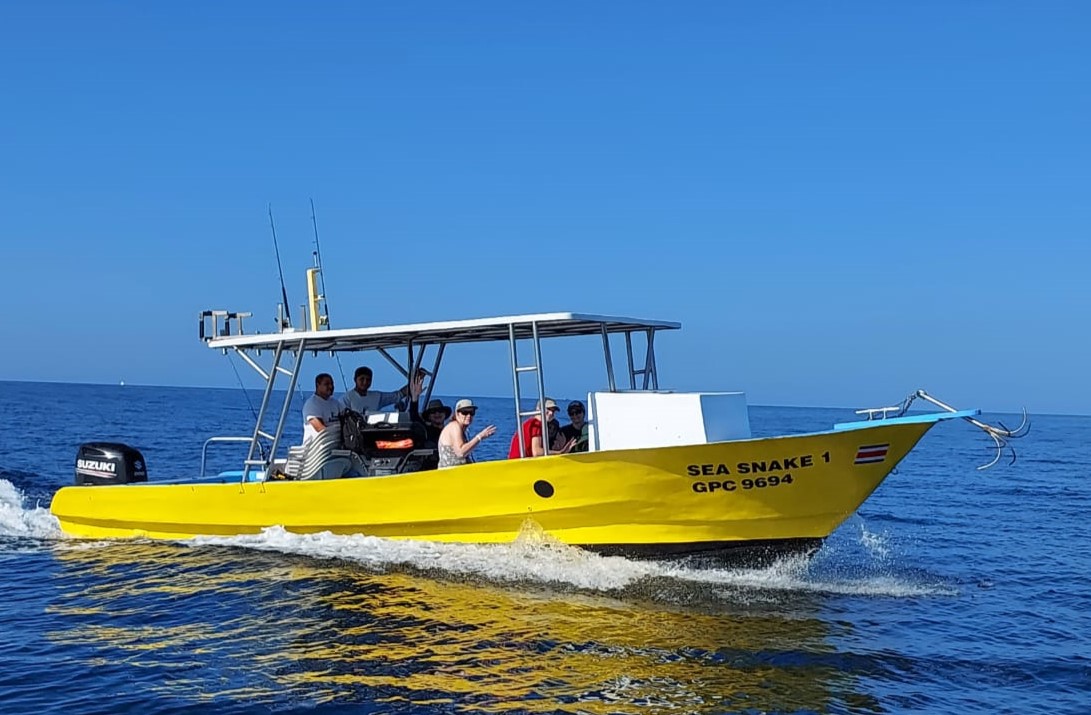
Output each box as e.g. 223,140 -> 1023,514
854,443 -> 890,465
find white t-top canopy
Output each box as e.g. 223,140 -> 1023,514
205,312 -> 681,353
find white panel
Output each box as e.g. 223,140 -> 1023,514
365,411 -> 410,425
586,392 -> 751,451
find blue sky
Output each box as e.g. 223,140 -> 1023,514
1,2 -> 1088,414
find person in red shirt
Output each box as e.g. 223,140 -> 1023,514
508,398 -> 577,458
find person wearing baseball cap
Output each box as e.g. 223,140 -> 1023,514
437,399 -> 497,469
561,400 -> 589,453
508,397 -> 577,459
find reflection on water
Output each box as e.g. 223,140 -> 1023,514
46,539 -> 880,713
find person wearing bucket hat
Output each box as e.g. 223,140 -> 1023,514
406,374 -> 450,463
408,374 -> 451,428
410,396 -> 450,440
507,397 -> 577,459
437,399 -> 497,469
422,399 -> 452,420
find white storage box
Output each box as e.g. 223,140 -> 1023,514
587,391 -> 751,451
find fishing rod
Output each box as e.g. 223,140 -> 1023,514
310,198 -> 347,390
268,204 -> 292,329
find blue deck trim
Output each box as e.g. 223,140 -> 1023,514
153,470 -> 266,485
833,408 -> 980,431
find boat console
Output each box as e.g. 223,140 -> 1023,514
350,421 -> 434,476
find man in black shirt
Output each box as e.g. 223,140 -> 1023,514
560,400 -> 589,453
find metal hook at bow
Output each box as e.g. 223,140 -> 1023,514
905,389 -> 1030,470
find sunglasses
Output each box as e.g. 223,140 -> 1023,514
546,407 -> 559,413
458,409 -> 477,416
568,410 -> 584,416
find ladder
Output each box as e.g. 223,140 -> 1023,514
507,321 -> 550,458
239,339 -> 305,482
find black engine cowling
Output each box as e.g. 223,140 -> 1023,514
75,443 -> 148,486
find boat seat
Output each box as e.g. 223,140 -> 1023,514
284,424 -> 362,480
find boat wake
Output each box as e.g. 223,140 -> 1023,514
0,479 -> 62,540
191,520 -> 955,601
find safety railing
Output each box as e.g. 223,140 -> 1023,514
199,436 -> 258,478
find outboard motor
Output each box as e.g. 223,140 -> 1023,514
75,443 -> 148,486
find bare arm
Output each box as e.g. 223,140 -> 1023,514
534,431 -> 574,456
443,423 -> 497,457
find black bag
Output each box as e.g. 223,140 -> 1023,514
340,409 -> 369,454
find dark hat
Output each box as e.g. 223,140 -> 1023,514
422,399 -> 451,419
568,400 -> 585,415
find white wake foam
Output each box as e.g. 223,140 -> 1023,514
0,479 -> 62,539
192,522 -> 659,591
190,520 -> 952,598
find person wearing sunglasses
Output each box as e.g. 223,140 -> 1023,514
437,399 -> 497,469
560,400 -> 589,453
508,398 -> 577,459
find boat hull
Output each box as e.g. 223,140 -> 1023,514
50,421 -> 934,553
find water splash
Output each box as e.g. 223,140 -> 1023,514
189,518 -> 954,599
0,479 -> 62,539
192,521 -> 659,591
858,521 -> 892,559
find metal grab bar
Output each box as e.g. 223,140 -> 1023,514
200,436 -> 256,478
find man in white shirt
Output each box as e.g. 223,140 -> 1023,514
341,366 -> 411,415
302,372 -> 341,445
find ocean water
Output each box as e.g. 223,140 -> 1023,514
0,381 -> 1088,715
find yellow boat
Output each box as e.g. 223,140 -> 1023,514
50,275 -> 1027,559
